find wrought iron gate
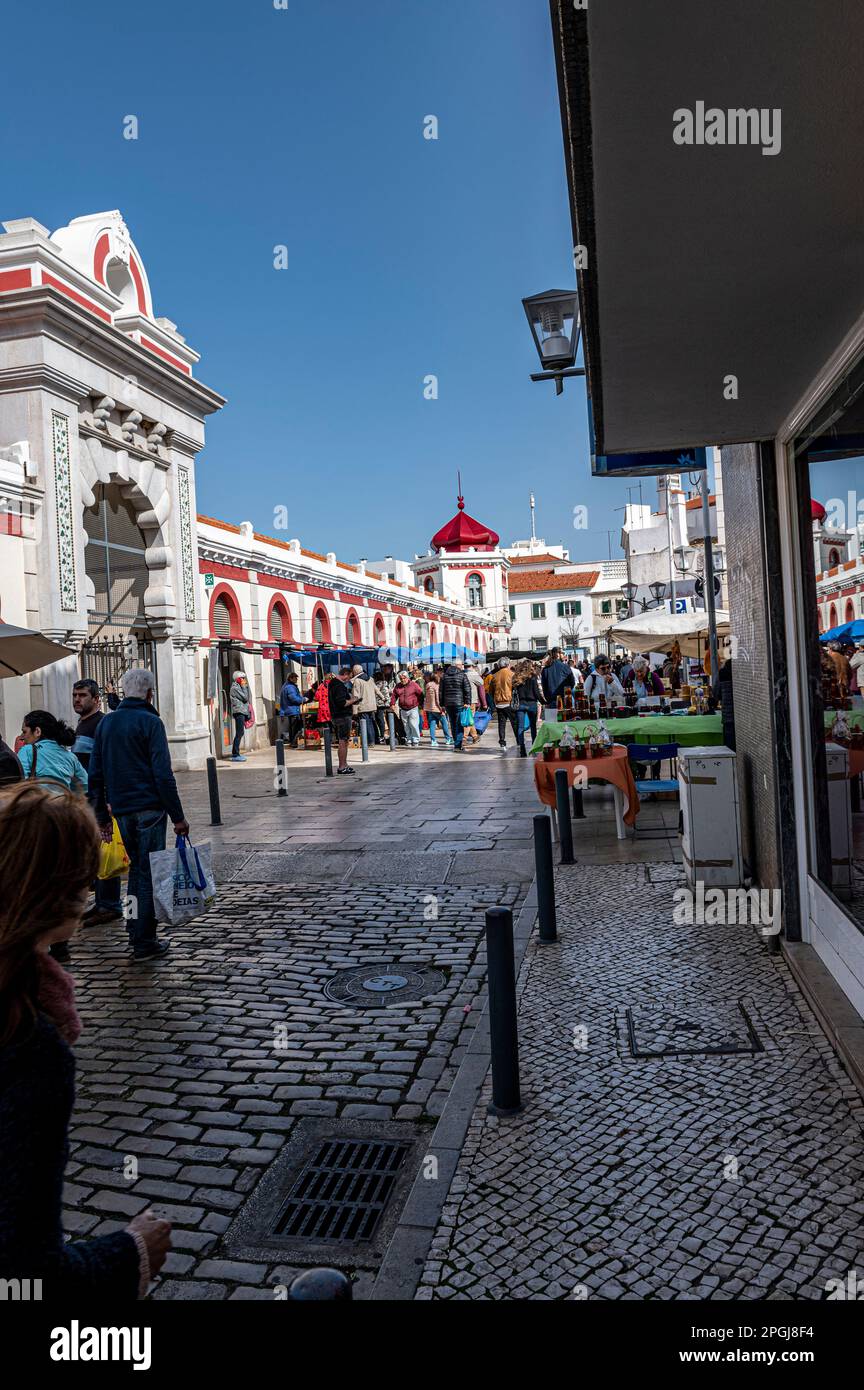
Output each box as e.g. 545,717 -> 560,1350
79,634 -> 158,708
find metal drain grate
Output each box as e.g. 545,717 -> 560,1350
271,1138 -> 412,1243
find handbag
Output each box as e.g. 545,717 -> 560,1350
459,707 -> 475,727
150,835 -> 216,926
98,818 -> 130,880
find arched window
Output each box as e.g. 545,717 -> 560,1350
209,586 -> 242,640
312,604 -> 331,643
846,600 -> 855,623
268,597 -> 291,642
396,618 -> 406,646
346,611 -> 361,646
374,615 -> 386,645
829,603 -> 838,628
466,573 -> 484,608
84,481 -> 150,637
829,549 -> 840,566
424,576 -> 435,594
430,624 -> 437,644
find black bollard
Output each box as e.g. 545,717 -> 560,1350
387,710 -> 396,751
554,768 -> 574,865
572,780 -> 585,819
275,738 -> 287,797
533,814 -> 557,943
485,906 -> 522,1116
322,725 -> 334,777
206,757 -> 222,826
287,1268 -> 353,1301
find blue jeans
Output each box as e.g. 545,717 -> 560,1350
115,809 -> 168,950
445,706 -> 465,749
427,712 -> 452,745
94,872 -> 122,913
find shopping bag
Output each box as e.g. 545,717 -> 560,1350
97,818 -> 130,880
459,707 -> 475,727
150,836 -> 217,926
474,709 -> 491,734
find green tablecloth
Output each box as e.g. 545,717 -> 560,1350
530,714 -> 723,753
824,709 -> 864,731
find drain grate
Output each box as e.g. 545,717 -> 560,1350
271,1138 -> 412,1243
324,962 -> 446,1006
625,1000 -> 763,1058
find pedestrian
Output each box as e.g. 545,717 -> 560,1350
850,642 -> 864,697
373,671 -> 390,742
379,663 -> 405,743
328,666 -> 359,774
489,658 -> 519,750
463,661 -> 487,746
278,669 -> 304,749
423,669 -> 454,748
87,669 -> 188,963
391,671 -> 424,747
512,659 -> 544,758
17,712 -> 88,796
71,679 -> 123,929
351,664 -> 380,745
583,654 -> 625,710
440,660 -> 473,752
0,734 -> 22,788
540,647 -> 575,708
229,672 -> 251,762
0,782 -> 172,1296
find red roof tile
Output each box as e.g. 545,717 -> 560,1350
507,569 -> 600,593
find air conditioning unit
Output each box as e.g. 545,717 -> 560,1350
679,746 -> 742,889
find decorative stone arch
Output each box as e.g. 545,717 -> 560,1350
373,613 -> 386,645
829,602 -> 838,628
395,617 -> 406,646
311,603 -> 331,644
209,584 -> 243,639
344,607 -> 362,646
78,435 -> 176,633
267,593 -> 292,642
430,623 -> 437,643
845,599 -> 855,623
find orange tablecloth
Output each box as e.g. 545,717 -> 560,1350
533,745 -> 640,826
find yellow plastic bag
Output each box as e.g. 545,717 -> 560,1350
98,818 -> 130,880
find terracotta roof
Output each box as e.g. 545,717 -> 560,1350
431,495 -> 499,552
507,569 -> 600,593
507,552 -> 564,566
254,531 -> 291,550
300,547 -> 327,562
197,514 -> 242,534
684,494 -> 716,510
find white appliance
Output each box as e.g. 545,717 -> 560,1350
824,742 -> 853,901
679,746 -> 742,889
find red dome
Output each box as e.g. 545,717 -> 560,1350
431,495 -> 499,553
811,499 -> 826,521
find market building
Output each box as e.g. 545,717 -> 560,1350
0,210 -> 508,764
549,0 -> 864,1075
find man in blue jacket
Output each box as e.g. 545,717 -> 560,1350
88,669 -> 188,962
278,670 -> 304,749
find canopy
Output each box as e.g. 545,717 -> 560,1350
0,623 -> 76,679
819,620 -> 864,644
414,642 -> 483,664
609,610 -> 731,659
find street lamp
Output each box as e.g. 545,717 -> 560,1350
522,289 -> 584,395
648,580 -> 667,606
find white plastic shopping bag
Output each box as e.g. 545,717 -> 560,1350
150,835 -> 217,926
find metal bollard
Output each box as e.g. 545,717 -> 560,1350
360,716 -> 369,762
206,757 -> 222,826
387,710 -> 396,751
533,814 -> 557,943
554,768 -> 574,865
275,738 -> 287,797
572,780 -> 585,819
323,725 -> 334,777
485,906 -> 522,1116
287,1268 -> 353,1301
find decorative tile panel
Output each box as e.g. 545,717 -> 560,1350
52,412 -> 77,612
178,468 -> 196,621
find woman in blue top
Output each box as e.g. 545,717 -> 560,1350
17,711 -> 88,795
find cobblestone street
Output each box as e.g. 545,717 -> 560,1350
418,863 -> 864,1301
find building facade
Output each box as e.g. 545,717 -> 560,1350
0,211 -> 508,764
504,557 -> 625,656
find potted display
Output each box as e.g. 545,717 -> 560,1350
542,743 -> 558,762
558,727 -> 576,761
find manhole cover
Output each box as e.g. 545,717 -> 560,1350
625,1000 -> 763,1057
324,962 -> 446,1005
272,1137 -> 412,1243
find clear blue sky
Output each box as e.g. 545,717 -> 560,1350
1,0 -> 647,564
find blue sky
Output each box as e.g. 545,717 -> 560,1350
1,0 -> 651,564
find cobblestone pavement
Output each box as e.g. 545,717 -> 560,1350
62,745 -> 542,1300
418,863 -> 864,1300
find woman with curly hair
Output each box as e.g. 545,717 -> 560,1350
0,784 -> 171,1298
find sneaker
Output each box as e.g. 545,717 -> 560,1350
132,941 -> 171,963
337,766 -> 355,775
231,754 -> 247,762
81,907 -> 124,927
428,742 -> 438,749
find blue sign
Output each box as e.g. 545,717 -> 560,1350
593,445 -> 708,478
